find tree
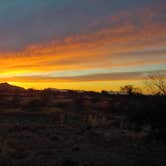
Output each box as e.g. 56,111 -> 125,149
120,85 -> 141,95
146,72 -> 166,95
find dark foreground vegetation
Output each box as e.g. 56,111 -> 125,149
0,83 -> 166,166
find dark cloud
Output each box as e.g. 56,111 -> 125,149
0,0 -> 165,51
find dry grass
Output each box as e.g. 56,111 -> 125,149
0,112 -> 165,166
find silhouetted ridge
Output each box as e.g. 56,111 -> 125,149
0,82 -> 25,93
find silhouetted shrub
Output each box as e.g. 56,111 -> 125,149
22,99 -> 43,112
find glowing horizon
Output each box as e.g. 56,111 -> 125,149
0,0 -> 165,92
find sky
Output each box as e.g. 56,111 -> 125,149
0,0 -> 165,92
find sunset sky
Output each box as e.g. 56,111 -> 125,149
0,0 -> 166,92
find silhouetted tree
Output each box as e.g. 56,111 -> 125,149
120,85 -> 141,95
145,72 -> 166,95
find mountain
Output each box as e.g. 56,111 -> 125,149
0,83 -> 25,93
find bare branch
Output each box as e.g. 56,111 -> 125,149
145,72 -> 166,95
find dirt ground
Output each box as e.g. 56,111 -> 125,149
0,112 -> 165,166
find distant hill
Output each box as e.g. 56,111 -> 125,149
0,83 -> 25,93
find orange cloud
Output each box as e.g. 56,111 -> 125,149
0,4 -> 165,92
0,21 -> 165,73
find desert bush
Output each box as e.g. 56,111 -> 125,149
22,99 -> 43,112
87,114 -> 110,128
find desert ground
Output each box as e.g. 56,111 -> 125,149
0,83 -> 165,166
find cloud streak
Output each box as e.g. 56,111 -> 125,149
0,1 -> 165,91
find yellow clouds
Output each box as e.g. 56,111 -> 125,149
9,80 -> 142,92
0,71 -> 143,83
